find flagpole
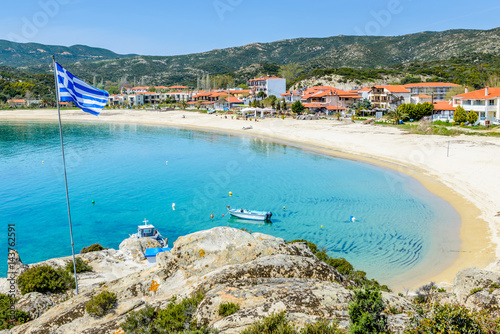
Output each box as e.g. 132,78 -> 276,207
52,56 -> 79,294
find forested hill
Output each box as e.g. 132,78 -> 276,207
1,28 -> 500,94
0,40 -> 136,67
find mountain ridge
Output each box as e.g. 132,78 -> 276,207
0,40 -> 137,67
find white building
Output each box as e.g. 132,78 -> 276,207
368,85 -> 411,109
452,87 -> 500,125
248,76 -> 286,98
404,82 -> 461,101
281,90 -> 302,103
128,94 -> 144,106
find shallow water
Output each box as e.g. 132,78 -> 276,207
0,120 -> 461,285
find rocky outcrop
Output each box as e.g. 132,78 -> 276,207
8,227 -> 410,333
15,292 -> 55,319
453,267 -> 500,312
119,236 -> 162,263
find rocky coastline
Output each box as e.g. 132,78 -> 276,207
1,227 -> 499,333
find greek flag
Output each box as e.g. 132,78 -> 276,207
55,62 -> 109,116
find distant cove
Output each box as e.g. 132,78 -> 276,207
0,120 -> 461,286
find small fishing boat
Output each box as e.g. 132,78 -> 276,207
130,219 -> 168,247
227,206 -> 272,221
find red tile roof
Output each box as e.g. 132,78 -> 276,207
414,94 -> 432,98
374,85 -> 410,93
433,101 -> 456,111
453,87 -> 500,100
227,96 -> 244,103
8,99 -> 26,103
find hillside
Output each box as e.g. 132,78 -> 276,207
0,40 -> 136,68
18,27 -> 500,87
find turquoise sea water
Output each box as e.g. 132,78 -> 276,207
0,120 -> 461,285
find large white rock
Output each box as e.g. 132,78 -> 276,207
119,236 -> 162,263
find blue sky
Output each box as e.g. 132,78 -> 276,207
1,0 -> 499,56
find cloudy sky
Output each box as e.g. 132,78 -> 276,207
1,0 -> 499,56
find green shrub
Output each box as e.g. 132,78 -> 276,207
300,320 -> 343,334
122,305 -> 157,333
17,265 -> 75,295
326,258 -> 354,276
65,257 -> 92,273
241,311 -> 296,334
122,292 -> 211,333
405,303 -> 485,333
85,290 -> 117,317
348,286 -> 387,334
470,287 -> 483,296
218,302 -> 240,317
0,293 -> 30,329
490,283 -> 500,289
80,243 -> 107,254
154,291 -> 205,332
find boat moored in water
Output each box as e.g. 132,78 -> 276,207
227,206 -> 272,221
130,219 -> 168,247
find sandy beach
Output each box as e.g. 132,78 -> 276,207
1,108 -> 499,288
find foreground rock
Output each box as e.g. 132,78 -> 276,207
3,227 -> 409,333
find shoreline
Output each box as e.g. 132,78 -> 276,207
1,108 -> 498,289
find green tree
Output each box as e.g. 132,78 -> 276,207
180,100 -> 188,110
147,86 -> 156,92
453,105 -> 468,123
418,102 -> 434,119
348,286 -> 387,334
291,100 -> 305,114
238,84 -> 249,90
388,108 -> 409,124
467,110 -> 479,124
257,91 -> 266,99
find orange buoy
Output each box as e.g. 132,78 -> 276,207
210,212 -> 214,220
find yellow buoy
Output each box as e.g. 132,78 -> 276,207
229,191 -> 232,197
42,161 -> 44,164
321,225 -> 323,229
283,206 -> 285,210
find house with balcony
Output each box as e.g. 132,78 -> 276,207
248,76 -> 286,98
108,94 -> 126,106
128,94 -> 144,106
368,85 -> 411,109
300,86 -> 361,114
141,92 -> 161,105
403,82 -> 461,101
281,91 -> 302,103
452,87 -> 500,125
432,101 -> 456,122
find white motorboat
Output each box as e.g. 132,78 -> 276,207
227,206 -> 272,221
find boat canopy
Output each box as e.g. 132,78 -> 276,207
144,247 -> 172,258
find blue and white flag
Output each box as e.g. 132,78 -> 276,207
55,63 -> 109,116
